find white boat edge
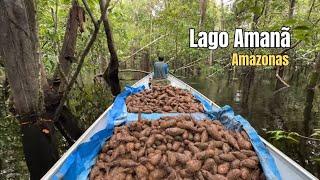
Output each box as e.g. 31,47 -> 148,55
42,74 -> 318,180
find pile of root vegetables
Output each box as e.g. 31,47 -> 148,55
126,85 -> 204,113
90,116 -> 265,180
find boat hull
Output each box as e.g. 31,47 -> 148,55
42,74 -> 318,180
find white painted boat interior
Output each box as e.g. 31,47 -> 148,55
42,74 -> 318,180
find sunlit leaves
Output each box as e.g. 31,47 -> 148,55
311,129 -> 320,138
267,130 -> 299,143
35,0 -> 320,77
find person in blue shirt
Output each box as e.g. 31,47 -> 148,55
153,56 -> 169,79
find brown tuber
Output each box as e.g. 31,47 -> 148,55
90,115 -> 265,180
218,162 -> 230,174
126,85 -> 204,113
227,169 -> 242,180
185,159 -> 202,173
165,127 -> 185,136
135,165 -> 149,178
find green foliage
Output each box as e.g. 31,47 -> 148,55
311,129 -> 320,138
313,158 -> 320,165
34,0 -> 320,78
68,83 -> 113,128
267,130 -> 300,143
267,129 -> 320,169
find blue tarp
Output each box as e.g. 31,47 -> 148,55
194,94 -> 281,180
52,84 -> 281,180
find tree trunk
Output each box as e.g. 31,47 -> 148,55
264,0 -> 269,17
251,0 -> 259,31
209,5 -> 216,67
0,0 -> 58,179
275,66 -> 285,89
276,0 -> 295,90
131,47 -> 140,80
240,0 -> 259,104
303,54 -> 320,136
263,0 -> 271,25
199,0 -> 207,28
49,0 -> 84,144
58,0 -> 85,91
139,50 -> 150,78
100,0 -> 121,96
240,67 -> 255,116
301,56 -> 319,171
99,55 -> 108,74
220,0 -> 224,30
209,50 -> 214,66
289,0 -> 296,19
130,47 -> 137,69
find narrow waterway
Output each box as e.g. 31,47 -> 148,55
0,71 -> 319,179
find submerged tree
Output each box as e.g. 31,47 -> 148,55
100,0 -> 121,96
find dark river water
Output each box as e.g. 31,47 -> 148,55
184,71 -> 320,178
0,71 -> 319,179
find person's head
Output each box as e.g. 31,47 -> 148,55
158,56 -> 164,62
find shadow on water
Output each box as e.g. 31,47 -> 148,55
185,70 -> 320,177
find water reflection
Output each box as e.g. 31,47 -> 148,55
185,72 -> 320,177
234,90 -> 241,104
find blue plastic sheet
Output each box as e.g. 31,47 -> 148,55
52,84 -> 281,180
52,85 -> 145,180
194,94 -> 281,180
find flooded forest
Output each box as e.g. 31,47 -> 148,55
0,0 -> 320,179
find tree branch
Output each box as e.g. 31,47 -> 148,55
307,0 -> 315,20
119,69 -> 150,74
95,69 -> 151,78
108,0 -> 120,11
172,58 -> 204,73
50,1 -> 70,86
82,0 -> 98,27
56,60 -> 69,84
280,40 -> 301,55
120,34 -> 167,64
206,64 -> 230,78
275,67 -> 290,87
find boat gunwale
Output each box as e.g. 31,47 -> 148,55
41,75 -> 151,179
42,74 -> 318,180
168,75 -> 317,180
